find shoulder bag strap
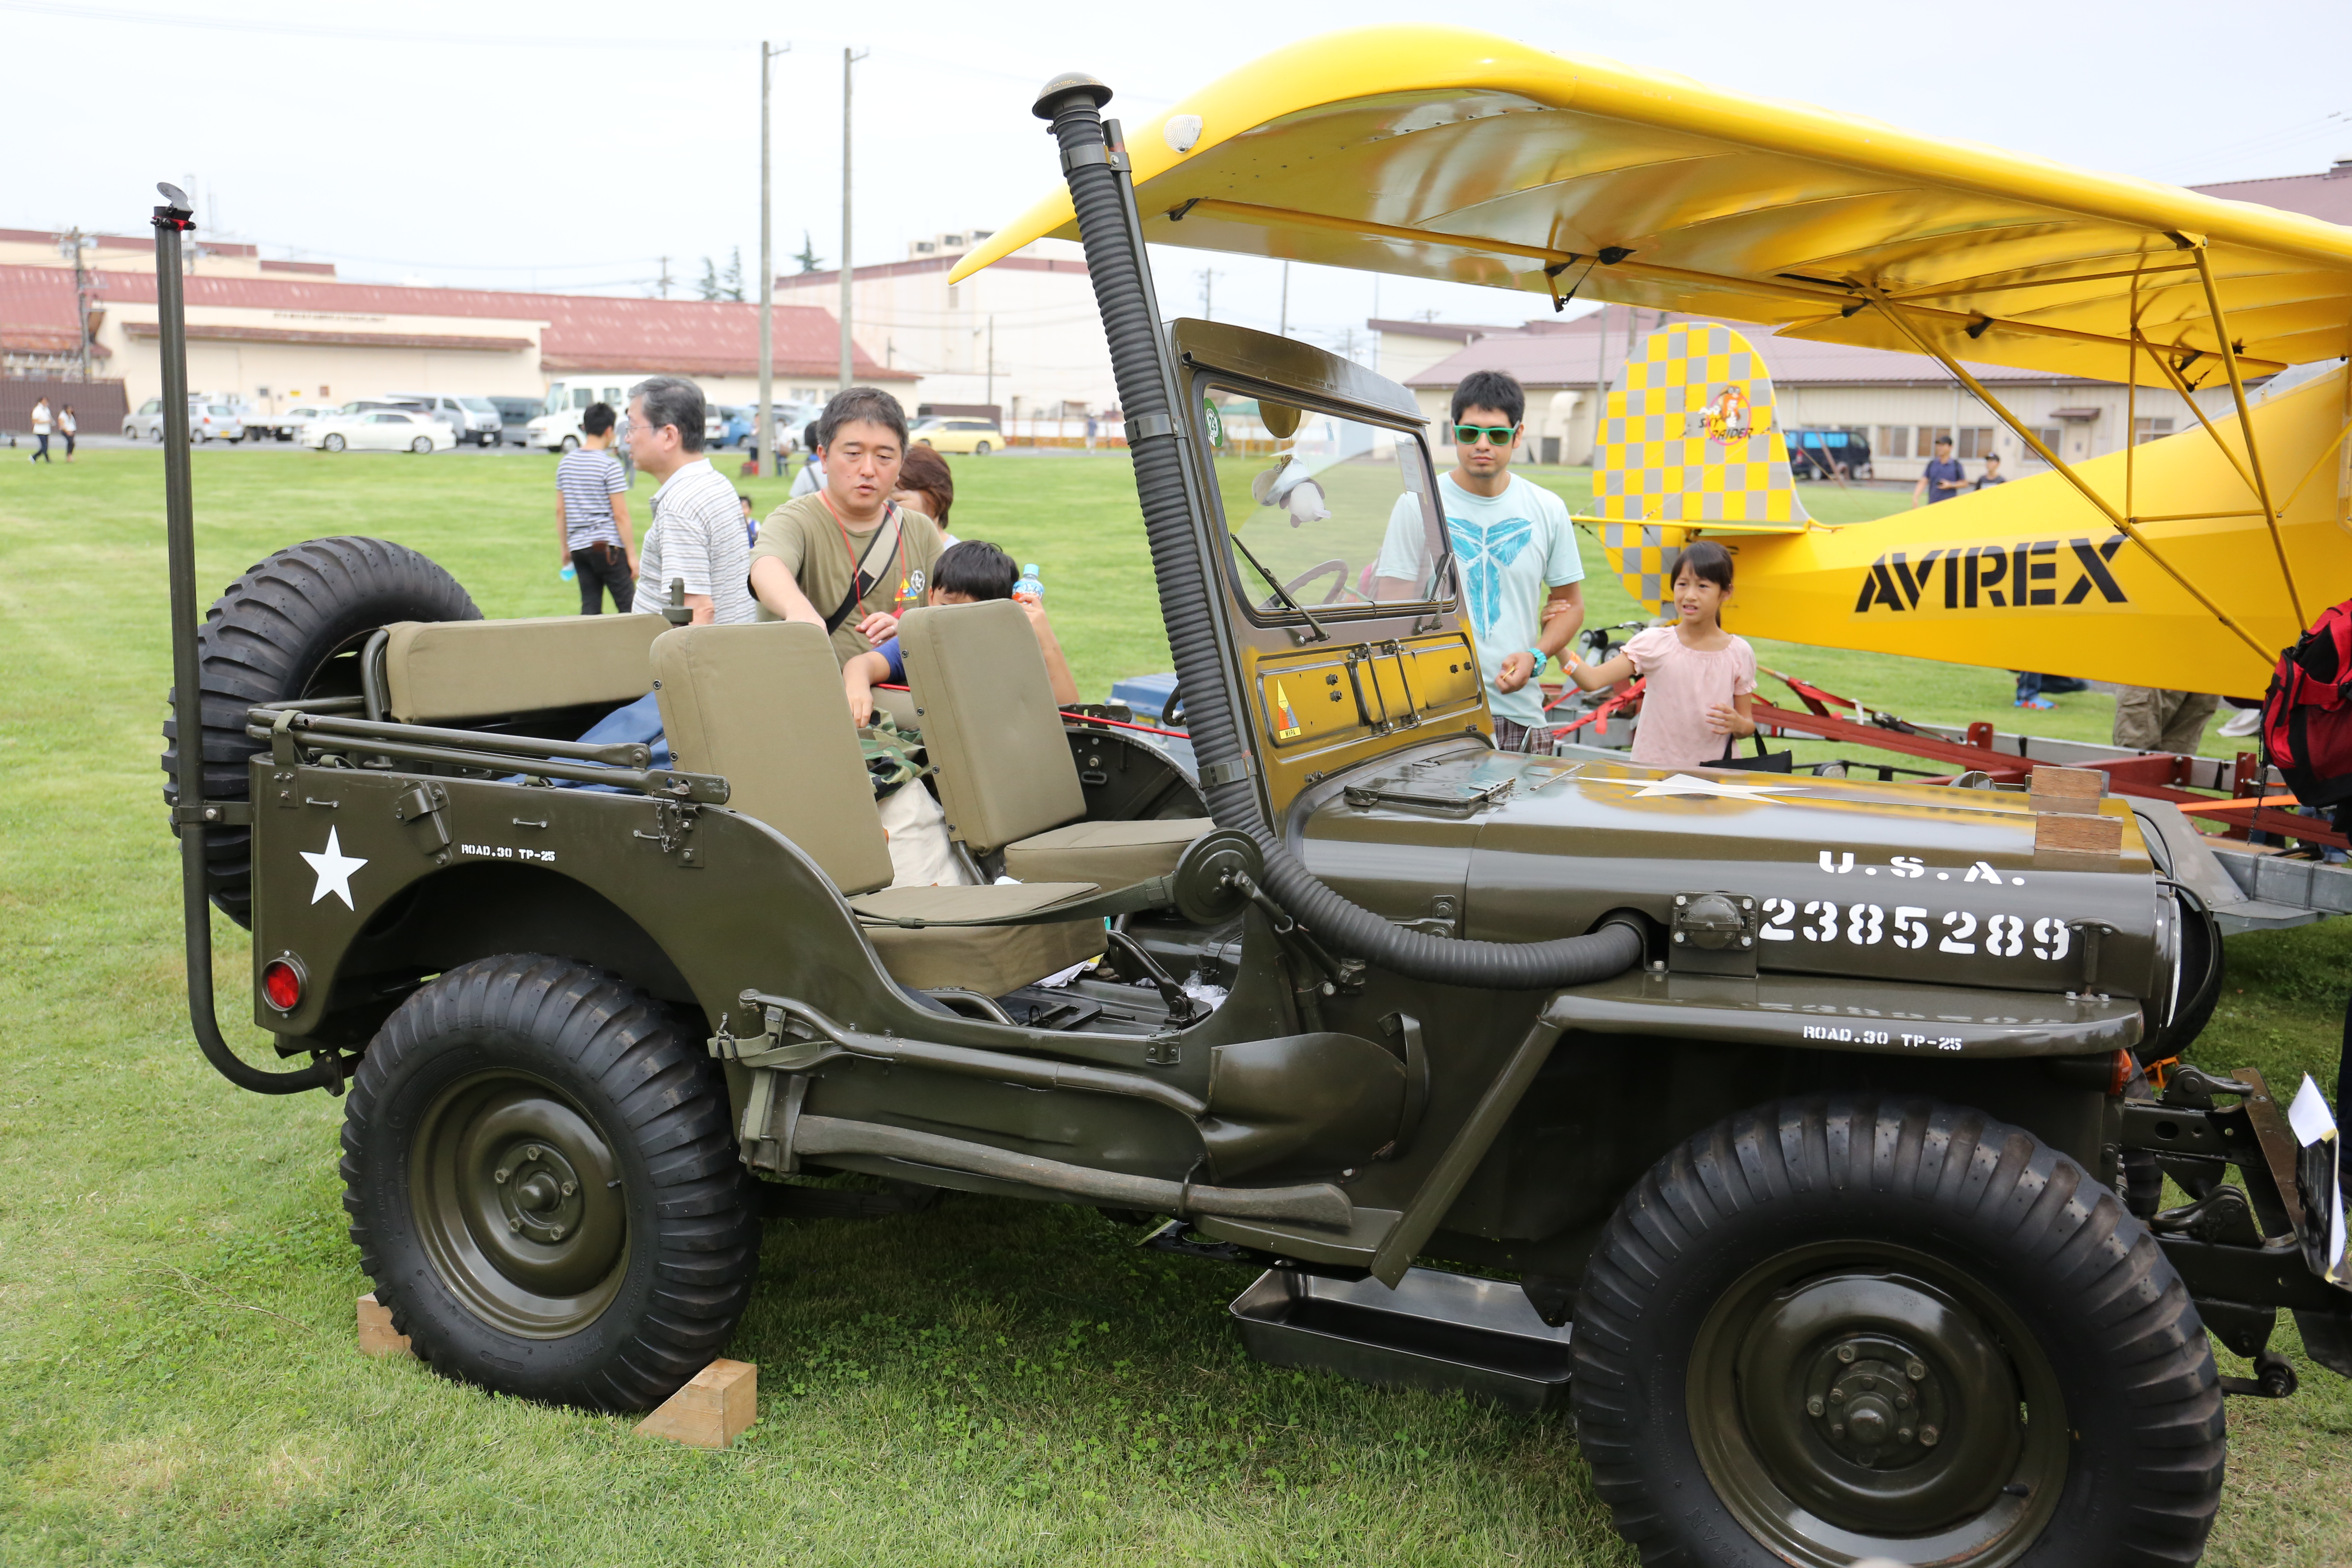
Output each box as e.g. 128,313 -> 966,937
823,502 -> 900,635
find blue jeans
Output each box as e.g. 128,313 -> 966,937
2013,672 -> 2088,701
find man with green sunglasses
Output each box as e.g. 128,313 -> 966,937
1374,368 -> 1586,750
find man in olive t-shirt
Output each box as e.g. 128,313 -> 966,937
749,387 -> 943,666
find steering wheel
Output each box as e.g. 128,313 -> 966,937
1279,559 -> 1354,606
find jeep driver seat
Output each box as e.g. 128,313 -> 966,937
896,601 -> 1212,885
651,620 -> 1105,996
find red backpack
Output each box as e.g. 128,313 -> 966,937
2261,597 -> 2352,808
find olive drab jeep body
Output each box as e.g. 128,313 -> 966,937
152,76 -> 2349,1568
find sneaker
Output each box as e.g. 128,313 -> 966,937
2218,707 -> 2263,738
2015,695 -> 2055,710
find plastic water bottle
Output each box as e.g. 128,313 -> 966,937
1013,563 -> 1043,606
559,564 -> 576,584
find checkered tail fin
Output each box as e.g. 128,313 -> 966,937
1588,321 -> 1811,614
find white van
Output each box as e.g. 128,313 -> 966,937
527,375 -> 722,452
384,392 -> 504,446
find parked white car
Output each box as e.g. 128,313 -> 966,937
306,408 -> 457,454
242,402 -> 343,442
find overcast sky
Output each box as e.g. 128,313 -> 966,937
7,0 -> 2346,354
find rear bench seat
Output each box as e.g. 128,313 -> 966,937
381,613 -> 666,724
653,620 -> 1105,996
896,600 -> 1212,885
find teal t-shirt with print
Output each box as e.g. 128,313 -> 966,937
1376,471 -> 1584,728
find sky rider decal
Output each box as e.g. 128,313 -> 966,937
1853,535 -> 2129,613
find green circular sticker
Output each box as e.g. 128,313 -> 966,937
1203,398 -> 1224,449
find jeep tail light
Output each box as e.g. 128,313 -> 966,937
262,957 -> 304,1012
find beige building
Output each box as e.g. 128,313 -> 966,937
776,234 -> 1114,425
1383,305 -> 2238,480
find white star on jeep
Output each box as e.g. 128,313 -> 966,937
1606,772 -> 1807,803
301,827 -> 368,909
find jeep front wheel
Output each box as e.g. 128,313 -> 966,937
1573,1095 -> 2224,1568
341,955 -> 761,1410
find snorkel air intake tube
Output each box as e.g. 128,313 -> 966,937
1033,77 -> 1641,991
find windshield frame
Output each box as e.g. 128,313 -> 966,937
1193,370 -> 1455,633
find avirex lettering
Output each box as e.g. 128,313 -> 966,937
1853,535 -> 2128,614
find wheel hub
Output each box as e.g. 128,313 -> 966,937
495,1140 -> 585,1243
412,1071 -> 630,1338
1802,1337 -> 1944,1467
1690,1243 -> 2067,1568
1735,1272 -> 2019,1534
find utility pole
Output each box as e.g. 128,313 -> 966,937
839,46 -> 869,394
757,40 -> 790,479
1278,261 -> 1289,337
656,256 -> 673,299
985,314 -> 995,415
1196,267 -> 1220,321
58,228 -> 92,381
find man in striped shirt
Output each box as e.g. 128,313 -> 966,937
628,377 -> 757,626
556,402 -> 637,612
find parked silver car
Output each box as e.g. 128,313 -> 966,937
122,398 -> 246,442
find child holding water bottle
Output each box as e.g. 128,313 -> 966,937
841,542 -> 1078,727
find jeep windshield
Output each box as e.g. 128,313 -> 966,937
1205,388 -> 1452,622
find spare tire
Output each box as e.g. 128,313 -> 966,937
161,536 -> 479,927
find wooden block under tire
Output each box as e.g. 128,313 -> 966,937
633,1359 -> 757,1449
357,1293 -> 414,1359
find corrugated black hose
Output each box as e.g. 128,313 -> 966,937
1035,78 -> 1643,990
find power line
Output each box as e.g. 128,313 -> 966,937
0,2 -> 1176,98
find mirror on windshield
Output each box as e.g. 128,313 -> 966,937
1204,388 -> 1450,617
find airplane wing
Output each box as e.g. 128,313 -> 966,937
954,26 -> 2352,384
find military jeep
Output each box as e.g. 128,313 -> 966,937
151,78 -> 2348,1568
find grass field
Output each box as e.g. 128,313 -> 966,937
3,446 -> 2348,1566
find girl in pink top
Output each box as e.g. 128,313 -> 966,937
1560,539 -> 1758,768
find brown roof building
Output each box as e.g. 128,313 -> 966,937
0,252 -> 911,412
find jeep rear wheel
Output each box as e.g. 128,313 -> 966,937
1573,1095 -> 2224,1568
159,535 -> 477,925
341,955 -> 761,1410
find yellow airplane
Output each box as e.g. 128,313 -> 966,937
1584,320 -> 2350,697
955,24 -> 2352,697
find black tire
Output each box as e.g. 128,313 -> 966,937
323,432 -> 345,452
160,536 -> 479,926
341,955 -> 761,1410
1573,1095 -> 2224,1568
975,440 -> 991,455
410,436 -> 432,454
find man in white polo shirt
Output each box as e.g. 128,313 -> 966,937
627,377 -> 755,626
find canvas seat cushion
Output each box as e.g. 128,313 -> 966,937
385,613 -> 664,724
650,620 -> 1105,994
898,600 -> 1086,854
848,881 -> 1105,994
999,817 -> 1216,886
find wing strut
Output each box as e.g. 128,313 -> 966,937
1857,283 -> 2276,667
2190,244 -> 2302,625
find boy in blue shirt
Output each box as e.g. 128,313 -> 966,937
842,539 -> 1080,727
1373,369 -> 1585,750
